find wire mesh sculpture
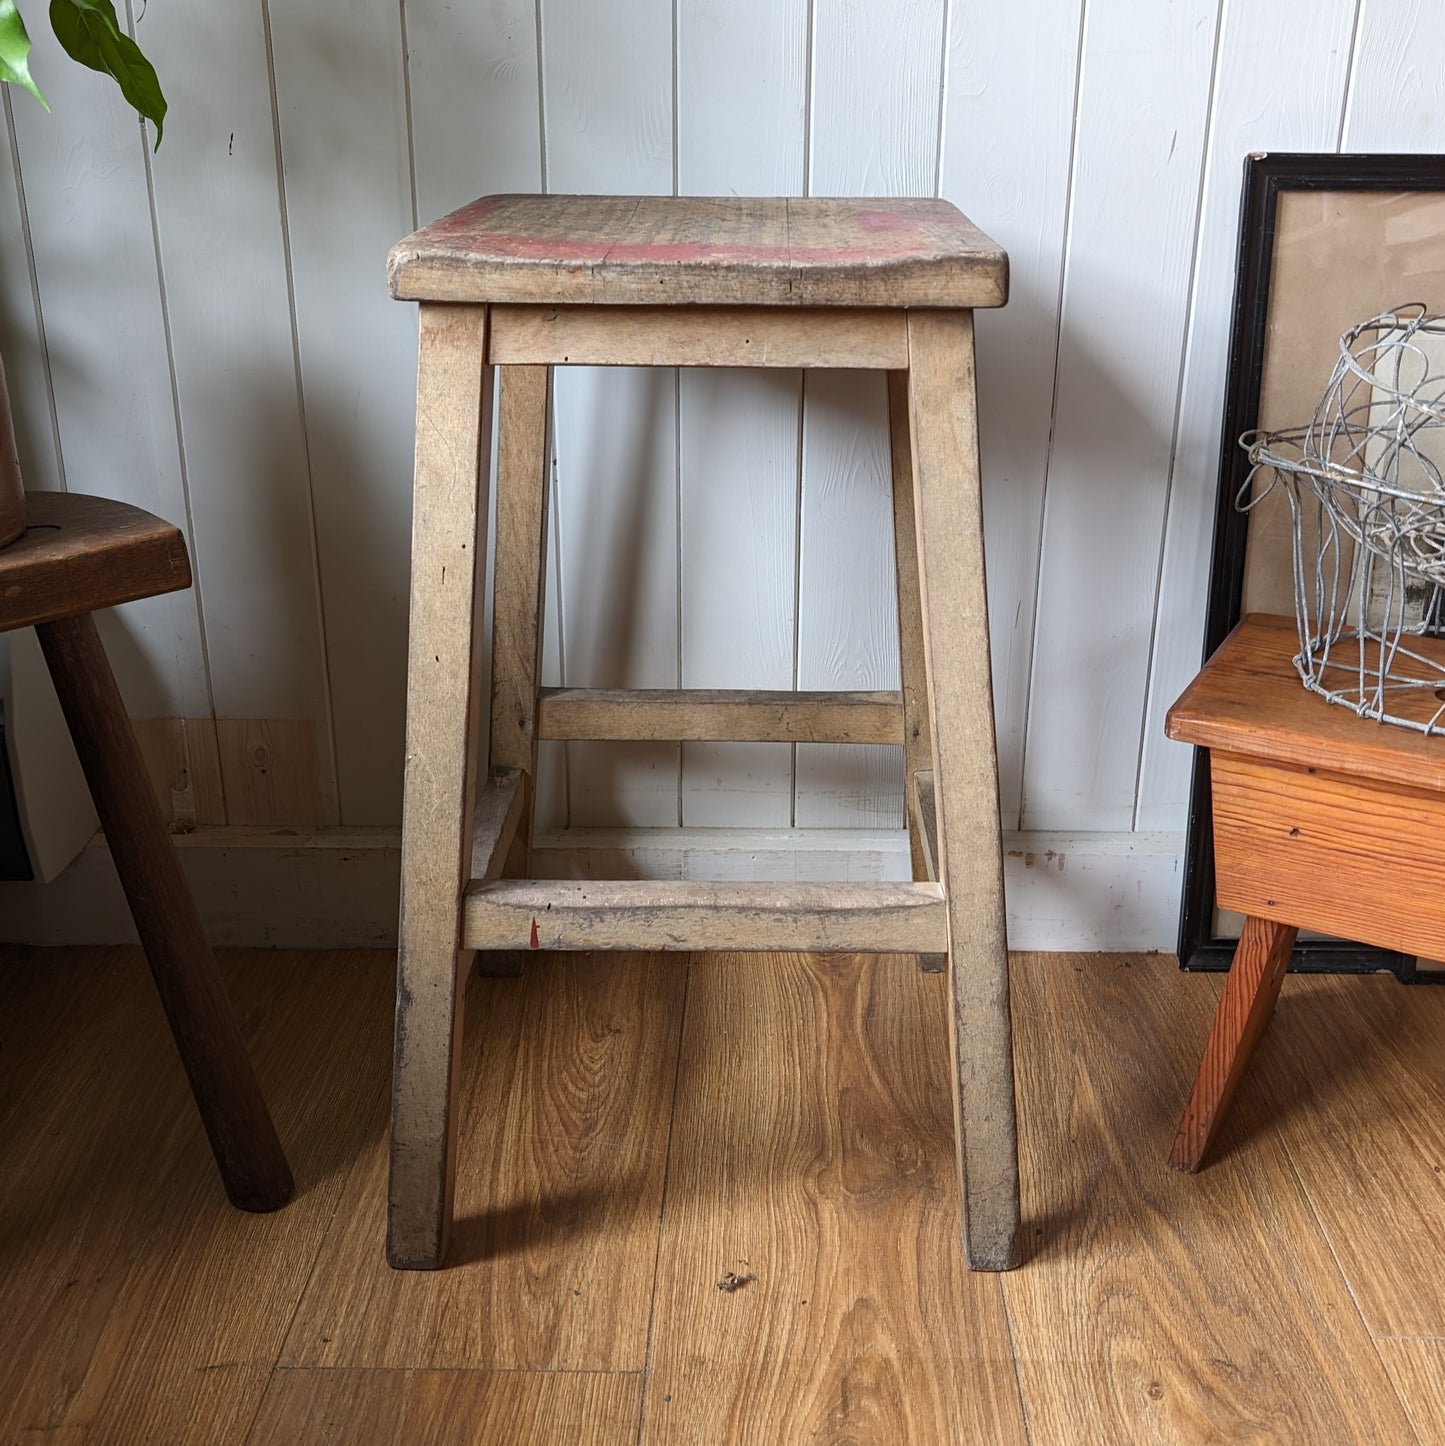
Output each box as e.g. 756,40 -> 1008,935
1242,303 -> 1445,733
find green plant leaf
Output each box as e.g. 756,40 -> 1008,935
49,0 -> 164,148
0,1 -> 49,110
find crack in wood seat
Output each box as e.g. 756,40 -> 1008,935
1166,612 -> 1445,1172
386,193 -> 1019,1278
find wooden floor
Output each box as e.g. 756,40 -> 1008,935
3,945 -> 1445,1443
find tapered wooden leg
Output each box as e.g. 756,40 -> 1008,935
479,362 -> 551,980
906,309 -> 1019,1271
1170,914 -> 1298,1172
389,304 -> 492,1269
887,370 -> 944,975
35,613 -> 293,1213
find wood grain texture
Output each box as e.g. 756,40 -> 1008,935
10,946 -> 1445,1440
389,304 -> 491,1269
285,953 -> 686,1371
536,687 -> 903,744
889,369 -> 932,882
133,715 -> 228,829
470,768 -> 525,883
1249,969 -> 1445,1338
463,879 -> 948,954
1171,914 -> 1298,1171
1167,613 -> 1445,793
0,947 -> 392,1444
37,612 -> 293,1213
0,491 -> 190,631
248,1369 -> 642,1446
216,719 -> 324,827
1209,752 -> 1445,959
907,310 -> 1018,1271
489,362 -> 551,890
640,952 -> 1027,1444
391,197 -> 1006,309
1380,1339 -> 1445,1443
489,305 -> 910,368
1002,954 -> 1417,1443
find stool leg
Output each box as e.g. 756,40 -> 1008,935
887,370 -> 944,974
389,304 -> 492,1269
906,309 -> 1019,1271
1171,914 -> 1297,1172
481,363 -> 552,978
34,612 -> 293,1212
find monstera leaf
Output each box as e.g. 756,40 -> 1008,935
0,0 -> 165,147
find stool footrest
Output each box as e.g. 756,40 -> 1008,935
462,878 -> 947,954
909,769 -> 940,883
535,687 -> 904,744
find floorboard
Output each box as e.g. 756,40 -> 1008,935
248,1368 -> 643,1445
1249,971 -> 1445,1338
280,953 -> 687,1373
4,944 -> 1445,1443
1002,953 -> 1417,1443
639,951 -> 1027,1443
0,947 -> 393,1444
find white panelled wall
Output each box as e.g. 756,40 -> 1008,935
1,0 -> 1443,948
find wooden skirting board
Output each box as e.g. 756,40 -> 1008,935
0,825 -> 1186,951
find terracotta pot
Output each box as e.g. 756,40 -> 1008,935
0,355 -> 25,548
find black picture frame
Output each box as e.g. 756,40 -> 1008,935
1178,151 -> 1445,980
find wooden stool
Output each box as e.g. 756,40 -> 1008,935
385,195 -> 1018,1271
1167,612 -> 1445,1171
2,491 -> 293,1211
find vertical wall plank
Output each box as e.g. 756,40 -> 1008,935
938,0 -> 1085,830
796,0 -> 947,828
676,0 -> 807,827
1020,0 -> 1221,832
540,0 -> 678,827
144,0 -> 339,819
1343,0 -> 1445,149
7,19 -> 209,720
267,0 -> 416,824
1133,0 -> 1357,832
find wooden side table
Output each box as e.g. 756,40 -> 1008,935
385,194 -> 1019,1271
1168,612 -> 1445,1170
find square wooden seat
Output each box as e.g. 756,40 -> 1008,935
386,194 -> 1019,1274
1167,612 -> 1445,1169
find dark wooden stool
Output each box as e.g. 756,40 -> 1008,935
386,194 -> 1018,1272
1167,612 -> 1445,1171
3,491 -> 293,1212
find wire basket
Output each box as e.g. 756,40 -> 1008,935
1242,303 -> 1445,733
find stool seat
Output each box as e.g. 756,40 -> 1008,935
1166,612 -> 1445,1172
0,490 -> 191,632
388,194 -> 1008,309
